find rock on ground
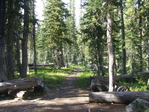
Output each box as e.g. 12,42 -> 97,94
126,98 -> 149,112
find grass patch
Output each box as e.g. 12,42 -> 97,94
28,66 -> 73,88
76,71 -> 94,89
69,65 -> 85,69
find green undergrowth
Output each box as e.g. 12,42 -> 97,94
29,66 -> 74,88
76,70 -> 94,89
119,75 -> 149,91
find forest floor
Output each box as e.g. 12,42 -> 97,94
0,68 -> 127,112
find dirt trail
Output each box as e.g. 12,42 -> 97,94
0,69 -> 126,112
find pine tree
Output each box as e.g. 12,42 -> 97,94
80,0 -> 105,75
43,0 -> 70,68
65,0 -> 78,65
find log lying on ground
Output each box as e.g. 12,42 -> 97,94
89,91 -> 149,104
0,77 -> 45,93
94,70 -> 149,83
113,71 -> 149,82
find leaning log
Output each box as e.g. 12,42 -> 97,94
89,91 -> 149,104
0,77 -> 44,93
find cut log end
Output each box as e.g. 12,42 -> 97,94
16,91 -> 28,99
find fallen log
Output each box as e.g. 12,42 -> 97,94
114,72 -> 149,82
0,77 -> 44,93
89,91 -> 149,104
94,71 -> 149,83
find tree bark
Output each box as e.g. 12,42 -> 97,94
21,0 -> 30,78
89,91 -> 149,104
0,0 -> 7,81
107,12 -> 114,92
16,35 -> 22,75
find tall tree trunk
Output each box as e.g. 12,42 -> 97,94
21,0 -> 29,78
146,16 -> 149,70
59,46 -> 65,67
6,0 -> 15,78
97,40 -> 104,76
120,0 -> 126,74
138,0 -> 143,72
16,36 -> 21,75
14,0 -> 22,76
32,0 -> 37,74
107,12 -> 114,92
0,0 -> 6,81
81,42 -> 85,65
